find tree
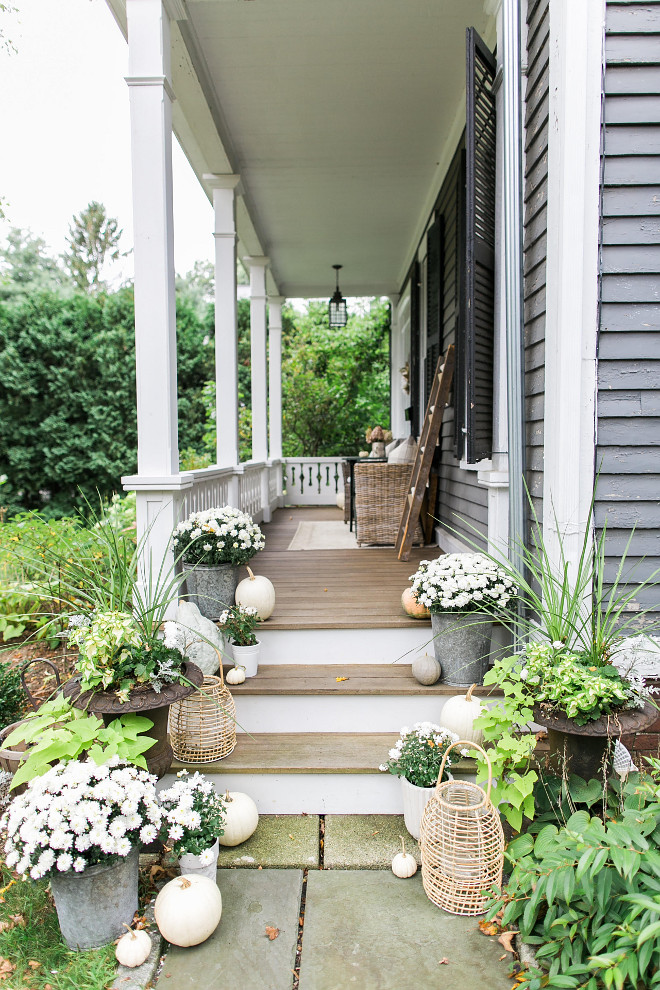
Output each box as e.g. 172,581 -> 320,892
0,227 -> 70,302
62,202 -> 126,294
175,260 -> 214,317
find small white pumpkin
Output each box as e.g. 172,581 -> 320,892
218,790 -> 259,846
391,836 -> 418,879
440,683 -> 485,746
226,664 -> 246,685
235,567 -> 275,620
154,874 -> 222,947
115,926 -> 152,968
411,654 -> 442,685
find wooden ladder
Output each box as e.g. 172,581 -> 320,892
395,344 -> 455,561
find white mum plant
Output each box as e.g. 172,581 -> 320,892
173,506 -> 265,567
410,553 -> 517,613
1,758 -> 161,880
158,770 -> 225,859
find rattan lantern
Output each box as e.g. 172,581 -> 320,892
169,660 -> 236,764
419,741 -> 504,916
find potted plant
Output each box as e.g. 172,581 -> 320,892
62,610 -> 203,778
173,506 -> 265,619
379,722 -> 465,840
159,770 -> 226,881
1,757 -> 162,950
409,554 -> 517,685
217,604 -> 261,677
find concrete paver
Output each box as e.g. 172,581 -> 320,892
298,871 -> 512,990
217,814 -> 320,869
158,869 -> 302,990
324,815 -> 420,868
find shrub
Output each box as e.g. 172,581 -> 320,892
0,659 -> 27,730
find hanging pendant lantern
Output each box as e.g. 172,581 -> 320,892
328,264 -> 347,328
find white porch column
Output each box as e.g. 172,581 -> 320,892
244,256 -> 270,463
205,174 -> 240,476
542,0 -> 604,571
268,295 -> 284,462
123,0 -> 189,598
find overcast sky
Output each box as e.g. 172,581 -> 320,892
0,0 -> 214,282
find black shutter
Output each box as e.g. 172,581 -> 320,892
464,27 -> 496,462
425,215 -> 444,406
409,260 -> 421,436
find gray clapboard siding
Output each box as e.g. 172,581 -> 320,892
523,0 -> 550,527
599,3 -> 660,622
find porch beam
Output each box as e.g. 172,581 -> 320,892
205,173 -> 241,470
123,0 -> 184,594
245,256 -> 270,464
268,295 -> 284,462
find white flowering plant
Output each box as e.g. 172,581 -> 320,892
1,758 -> 162,879
218,604 -> 260,647
379,722 -> 465,788
173,506 -> 265,567
158,770 -> 225,858
410,553 -> 516,614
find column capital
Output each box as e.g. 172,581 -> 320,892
243,255 -> 270,269
203,173 -> 241,191
268,295 -> 285,306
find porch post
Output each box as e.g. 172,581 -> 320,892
244,256 -> 270,464
122,0 -> 190,603
268,295 -> 284,462
542,0 -> 604,571
204,174 -> 241,477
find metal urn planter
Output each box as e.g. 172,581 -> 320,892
50,845 -> 139,950
185,563 -> 240,620
430,612 -> 492,687
63,662 -> 204,779
534,701 -> 657,781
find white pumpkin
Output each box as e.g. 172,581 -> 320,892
218,790 -> 259,846
440,683 -> 485,746
391,837 -> 418,878
116,926 -> 152,968
226,665 -> 246,685
154,875 -> 222,947
235,567 -> 275,620
411,654 -> 442,685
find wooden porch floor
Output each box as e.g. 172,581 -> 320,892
247,507 -> 439,630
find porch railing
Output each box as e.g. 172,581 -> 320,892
282,457 -> 342,505
180,456 -> 341,521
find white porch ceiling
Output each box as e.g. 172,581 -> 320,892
110,0 -> 495,297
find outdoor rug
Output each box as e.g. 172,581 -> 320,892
287,520 -> 359,551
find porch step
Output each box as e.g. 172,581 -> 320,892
227,664 -> 503,733
168,732 -> 477,814
256,626 -> 433,664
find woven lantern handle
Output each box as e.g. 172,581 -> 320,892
213,647 -> 227,688
436,740 -> 494,807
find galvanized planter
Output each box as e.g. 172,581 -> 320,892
185,563 -> 240,620
430,612 -> 492,687
50,845 -> 139,950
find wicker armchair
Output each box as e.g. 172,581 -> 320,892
353,461 -> 424,546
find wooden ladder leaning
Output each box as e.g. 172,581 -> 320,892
395,344 -> 455,561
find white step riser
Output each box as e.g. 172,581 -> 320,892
257,627 -> 434,664
233,694 -> 454,734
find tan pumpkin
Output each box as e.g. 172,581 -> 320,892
411,654 -> 442,685
439,684 -> 485,746
401,588 -> 430,619
235,567 -> 275,620
154,874 -> 222,947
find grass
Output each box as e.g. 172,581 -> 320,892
0,862 -> 117,990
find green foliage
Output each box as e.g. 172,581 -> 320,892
62,201 -> 127,294
379,724 -> 462,788
473,657 -> 538,830
281,299 -> 390,457
4,696 -> 156,790
490,769 -> 660,989
0,658 -> 27,730
0,227 -> 70,302
217,603 -> 260,647
0,858 -> 116,990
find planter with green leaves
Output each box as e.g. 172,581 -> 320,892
217,603 -> 261,677
159,770 -> 226,882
